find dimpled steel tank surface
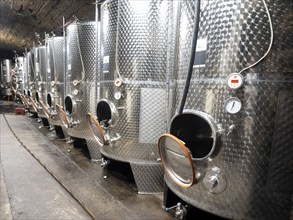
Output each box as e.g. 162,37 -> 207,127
34,45 -> 48,119
46,37 -> 66,126
93,0 -> 178,193
62,21 -> 97,138
0,59 -> 12,96
14,57 -> 26,95
25,51 -> 33,98
159,0 -> 293,219
26,49 -> 38,113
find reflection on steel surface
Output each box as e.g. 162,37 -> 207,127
14,57 -> 26,95
63,21 -> 97,139
97,0 -> 177,193
99,0 -> 174,161
34,46 -> 48,119
27,48 -> 37,102
0,59 -> 12,96
47,37 -> 65,126
162,0 -> 293,219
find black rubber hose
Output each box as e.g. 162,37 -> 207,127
178,0 -> 201,115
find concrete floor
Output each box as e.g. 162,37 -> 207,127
0,162 -> 13,220
0,107 -> 174,219
2,101 -> 292,220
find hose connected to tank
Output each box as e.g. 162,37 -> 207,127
178,0 -> 201,115
238,0 -> 273,75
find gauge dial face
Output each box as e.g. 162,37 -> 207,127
224,97 -> 242,114
73,89 -> 79,95
114,91 -> 122,100
226,73 -> 243,89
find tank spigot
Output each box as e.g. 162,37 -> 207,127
175,203 -> 187,220
70,120 -> 80,127
66,137 -> 74,144
109,133 -> 121,144
205,175 -> 219,189
104,131 -> 121,145
91,159 -> 101,163
165,203 -> 187,220
101,158 -> 110,168
39,125 -> 50,129
227,124 -> 236,135
50,112 -> 57,118
203,167 -> 227,194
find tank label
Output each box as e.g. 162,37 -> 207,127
193,38 -> 207,68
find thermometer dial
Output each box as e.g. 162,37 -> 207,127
224,97 -> 242,114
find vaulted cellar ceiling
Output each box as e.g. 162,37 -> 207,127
0,0 -> 96,59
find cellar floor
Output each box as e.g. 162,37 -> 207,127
0,106 -> 172,220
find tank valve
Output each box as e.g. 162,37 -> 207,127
91,159 -> 101,163
204,175 -> 219,190
203,167 -> 227,194
39,125 -> 50,129
108,133 -> 121,145
112,134 -> 121,143
70,120 -> 80,126
72,80 -> 80,86
227,124 -> 235,135
165,203 -> 187,220
101,158 -> 110,168
50,112 -> 57,118
66,137 -> 74,144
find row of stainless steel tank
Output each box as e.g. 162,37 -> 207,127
17,0 -> 292,219
0,59 -> 13,97
0,57 -> 27,99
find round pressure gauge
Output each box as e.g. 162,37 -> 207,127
114,91 -> 122,100
224,97 -> 242,114
73,89 -> 79,96
226,73 -> 243,89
